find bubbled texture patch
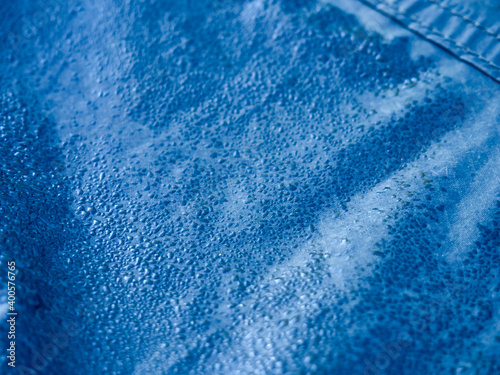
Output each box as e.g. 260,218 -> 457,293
0,0 -> 499,374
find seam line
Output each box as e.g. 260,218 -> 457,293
377,0 -> 500,72
427,0 -> 500,41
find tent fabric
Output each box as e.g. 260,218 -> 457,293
0,0 -> 499,374
358,0 -> 500,81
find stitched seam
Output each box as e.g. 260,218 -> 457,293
378,0 -> 500,72
428,0 -> 500,41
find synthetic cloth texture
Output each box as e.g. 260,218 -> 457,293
358,0 -> 500,81
0,0 -> 499,374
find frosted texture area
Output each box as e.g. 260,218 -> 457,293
0,0 -> 499,374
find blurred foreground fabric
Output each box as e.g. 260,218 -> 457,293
0,0 -> 499,374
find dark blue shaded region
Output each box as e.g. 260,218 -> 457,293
0,88 -> 88,374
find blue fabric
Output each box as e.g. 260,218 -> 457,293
358,0 -> 500,81
0,0 -> 499,374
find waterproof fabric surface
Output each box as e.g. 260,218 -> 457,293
358,0 -> 500,81
0,0 -> 499,374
